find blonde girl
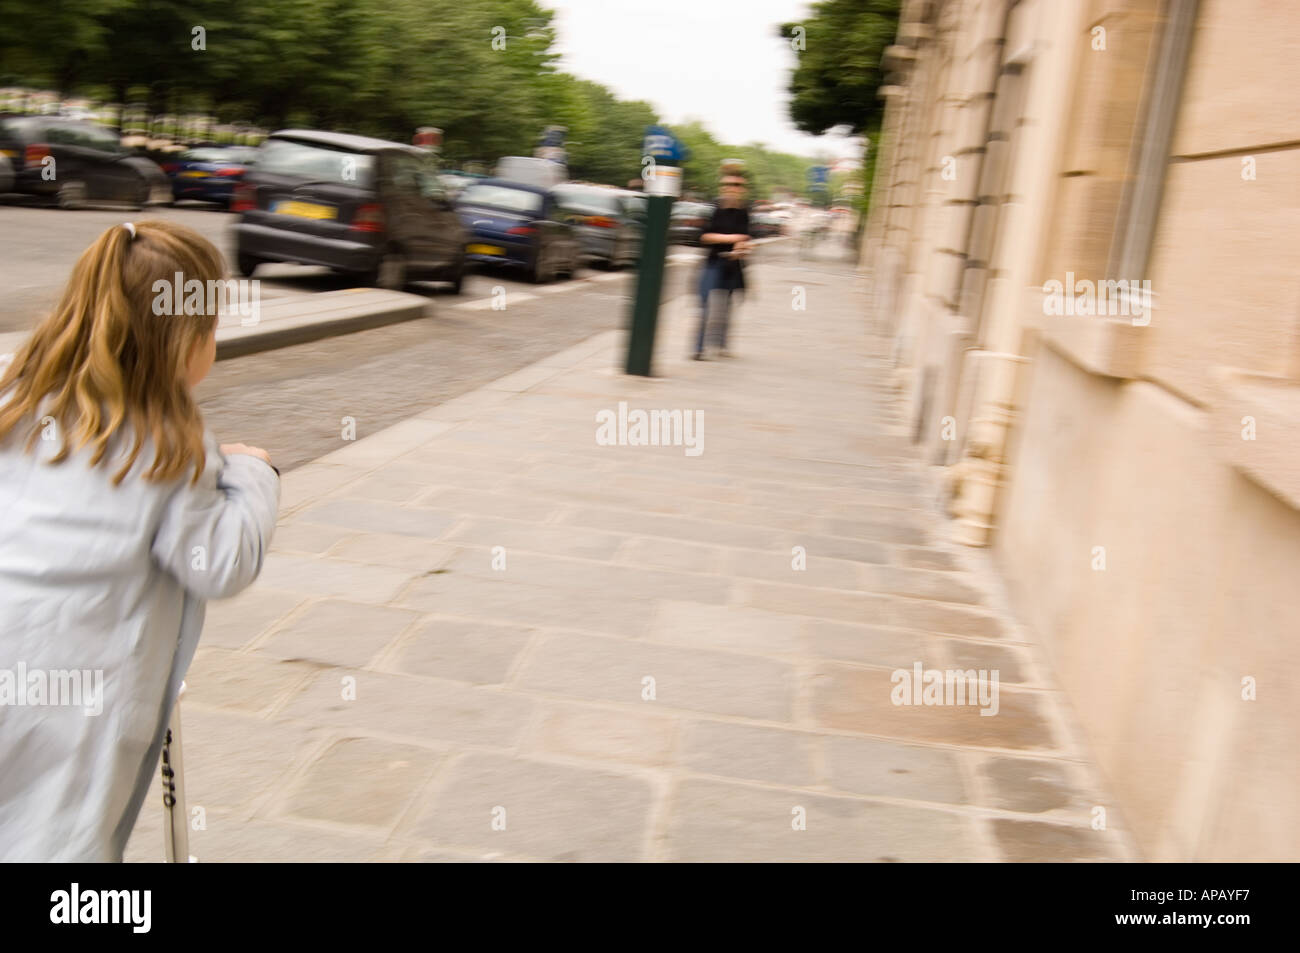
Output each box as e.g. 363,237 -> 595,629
0,220 -> 279,861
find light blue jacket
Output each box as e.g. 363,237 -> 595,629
0,418 -> 279,861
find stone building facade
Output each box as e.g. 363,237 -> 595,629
862,0 -> 1300,860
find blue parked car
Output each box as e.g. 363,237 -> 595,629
455,179 -> 581,283
163,146 -> 258,207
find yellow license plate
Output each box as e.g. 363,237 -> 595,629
181,170 -> 208,178
274,200 -> 336,220
467,244 -> 505,256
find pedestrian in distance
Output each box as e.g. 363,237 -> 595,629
0,220 -> 280,861
694,173 -> 753,360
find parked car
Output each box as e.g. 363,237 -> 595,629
455,179 -> 581,283
0,115 -> 169,209
550,183 -> 644,268
162,145 -> 258,207
231,129 -> 466,292
750,210 -> 786,238
669,200 -> 713,245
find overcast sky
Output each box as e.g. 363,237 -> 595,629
546,0 -> 865,160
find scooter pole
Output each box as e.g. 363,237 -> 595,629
161,681 -> 195,862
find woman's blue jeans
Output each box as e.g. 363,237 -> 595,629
696,260 -> 736,355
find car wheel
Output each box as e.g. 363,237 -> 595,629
56,179 -> 87,210
530,242 -> 554,284
235,252 -> 260,277
371,248 -> 407,291
128,180 -> 149,211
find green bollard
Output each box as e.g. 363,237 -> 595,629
625,193 -> 672,376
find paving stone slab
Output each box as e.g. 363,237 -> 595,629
722,547 -> 869,591
648,601 -> 809,657
930,637 -> 1037,686
278,669 -> 535,747
804,620 -> 940,669
532,703 -> 679,768
184,648 -> 322,717
989,817 -> 1128,862
891,599 -> 1010,640
326,533 -> 458,573
825,734 -> 970,805
615,536 -> 728,575
181,708 -> 330,814
269,522 -> 359,556
974,756 -> 1095,814
251,552 -> 418,604
278,737 -> 445,829
186,816 -> 390,863
809,664 -> 1057,751
680,720 -> 820,788
255,599 -> 420,668
515,631 -> 796,722
663,778 -> 984,862
442,517 -> 627,561
382,617 -> 534,685
295,498 -> 458,539
199,587 -> 308,651
397,573 -> 657,636
559,505 -> 788,551
405,751 -> 655,862
441,548 -> 733,606
739,580 -> 894,626
896,547 -> 962,571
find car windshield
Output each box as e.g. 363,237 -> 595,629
552,186 -> 621,216
256,138 -> 374,187
458,184 -> 542,215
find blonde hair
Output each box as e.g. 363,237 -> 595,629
0,220 -> 224,484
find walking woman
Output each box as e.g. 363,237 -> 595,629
694,174 -> 753,360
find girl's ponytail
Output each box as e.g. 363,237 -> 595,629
0,220 -> 225,484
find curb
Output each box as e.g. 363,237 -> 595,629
216,287 -> 427,360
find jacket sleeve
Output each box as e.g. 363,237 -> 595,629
150,438 -> 281,600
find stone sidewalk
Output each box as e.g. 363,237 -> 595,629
126,242 -> 1137,862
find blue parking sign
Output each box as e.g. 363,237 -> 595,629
643,125 -> 688,163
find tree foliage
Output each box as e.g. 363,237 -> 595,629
779,0 -> 899,135
0,0 -> 817,193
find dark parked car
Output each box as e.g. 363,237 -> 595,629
550,183 -> 644,268
455,179 -> 581,283
669,200 -> 714,245
231,129 -> 466,291
0,116 -> 169,209
162,146 -> 258,207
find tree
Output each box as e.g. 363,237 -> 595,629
779,0 -> 899,136
0,0 -> 127,93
